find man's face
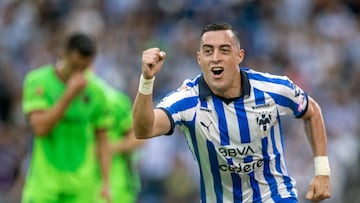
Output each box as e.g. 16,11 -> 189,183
197,30 -> 244,93
66,50 -> 93,73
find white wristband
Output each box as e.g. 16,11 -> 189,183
138,74 -> 155,95
314,156 -> 330,176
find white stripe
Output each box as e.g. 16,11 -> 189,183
246,69 -> 290,81
196,124 -> 216,202
250,80 -> 296,116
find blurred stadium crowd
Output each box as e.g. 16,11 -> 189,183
0,0 -> 359,202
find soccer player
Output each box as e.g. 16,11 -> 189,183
97,80 -> 144,203
132,22 -> 331,202
22,33 -> 110,203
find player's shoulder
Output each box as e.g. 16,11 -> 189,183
241,67 -> 293,88
176,74 -> 202,93
25,64 -> 54,81
242,67 -> 289,81
86,71 -> 107,90
86,72 -> 130,100
158,74 -> 201,106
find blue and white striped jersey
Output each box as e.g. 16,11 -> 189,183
156,68 -> 308,203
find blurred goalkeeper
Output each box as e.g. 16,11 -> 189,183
22,33 -> 111,203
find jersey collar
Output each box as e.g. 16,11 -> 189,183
199,68 -> 251,100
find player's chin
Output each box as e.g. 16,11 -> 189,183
211,82 -> 228,93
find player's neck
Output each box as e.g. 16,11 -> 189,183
211,73 -> 242,99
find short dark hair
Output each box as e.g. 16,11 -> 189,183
64,33 -> 96,57
201,22 -> 240,47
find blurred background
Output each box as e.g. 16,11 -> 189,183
0,0 -> 359,202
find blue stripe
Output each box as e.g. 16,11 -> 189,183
275,113 -> 296,197
185,75 -> 201,87
200,98 -> 208,108
234,94 -> 260,201
267,92 -> 301,116
254,88 -> 279,200
234,98 -> 251,143
231,173 -> 243,202
247,72 -> 294,89
262,135 -> 279,200
272,117 -> 283,174
168,96 -> 198,115
212,96 -> 229,145
254,88 -> 265,105
185,116 -> 207,202
207,140 -> 223,203
244,156 -> 261,202
227,159 -> 243,202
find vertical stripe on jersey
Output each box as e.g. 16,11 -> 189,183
200,98 -> 208,108
275,113 -> 296,197
273,113 -> 284,174
255,88 -> 279,200
227,158 -> 243,202
185,117 -> 207,202
262,135 -> 279,200
207,140 -> 223,203
234,98 -> 251,143
212,96 -> 230,146
234,95 -> 261,201
244,156 -> 261,202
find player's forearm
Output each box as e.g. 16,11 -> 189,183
112,130 -> 145,153
304,99 -> 328,156
304,98 -> 331,178
132,93 -> 155,139
30,90 -> 76,136
96,129 -> 110,186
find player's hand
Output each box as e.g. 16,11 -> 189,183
142,48 -> 166,79
100,183 -> 111,203
109,143 -> 120,155
306,175 -> 331,202
66,71 -> 87,97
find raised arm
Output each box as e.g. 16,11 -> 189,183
132,48 -> 172,139
301,96 -> 331,202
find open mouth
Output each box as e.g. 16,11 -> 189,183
211,67 -> 224,76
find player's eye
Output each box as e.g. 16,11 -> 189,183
203,48 -> 213,55
221,48 -> 230,54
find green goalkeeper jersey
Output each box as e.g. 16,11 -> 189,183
22,64 -> 110,193
98,80 -> 140,203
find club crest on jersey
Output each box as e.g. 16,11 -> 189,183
35,86 -> 44,96
82,94 -> 90,104
256,111 -> 272,134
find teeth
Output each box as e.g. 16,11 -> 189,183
211,67 -> 223,71
212,67 -> 224,75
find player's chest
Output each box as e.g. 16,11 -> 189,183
194,96 -> 278,145
47,88 -> 97,120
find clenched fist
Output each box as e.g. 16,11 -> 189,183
306,175 -> 331,202
142,48 -> 166,79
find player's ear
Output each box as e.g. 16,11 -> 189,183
237,49 -> 245,64
59,48 -> 67,59
197,51 -> 201,65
